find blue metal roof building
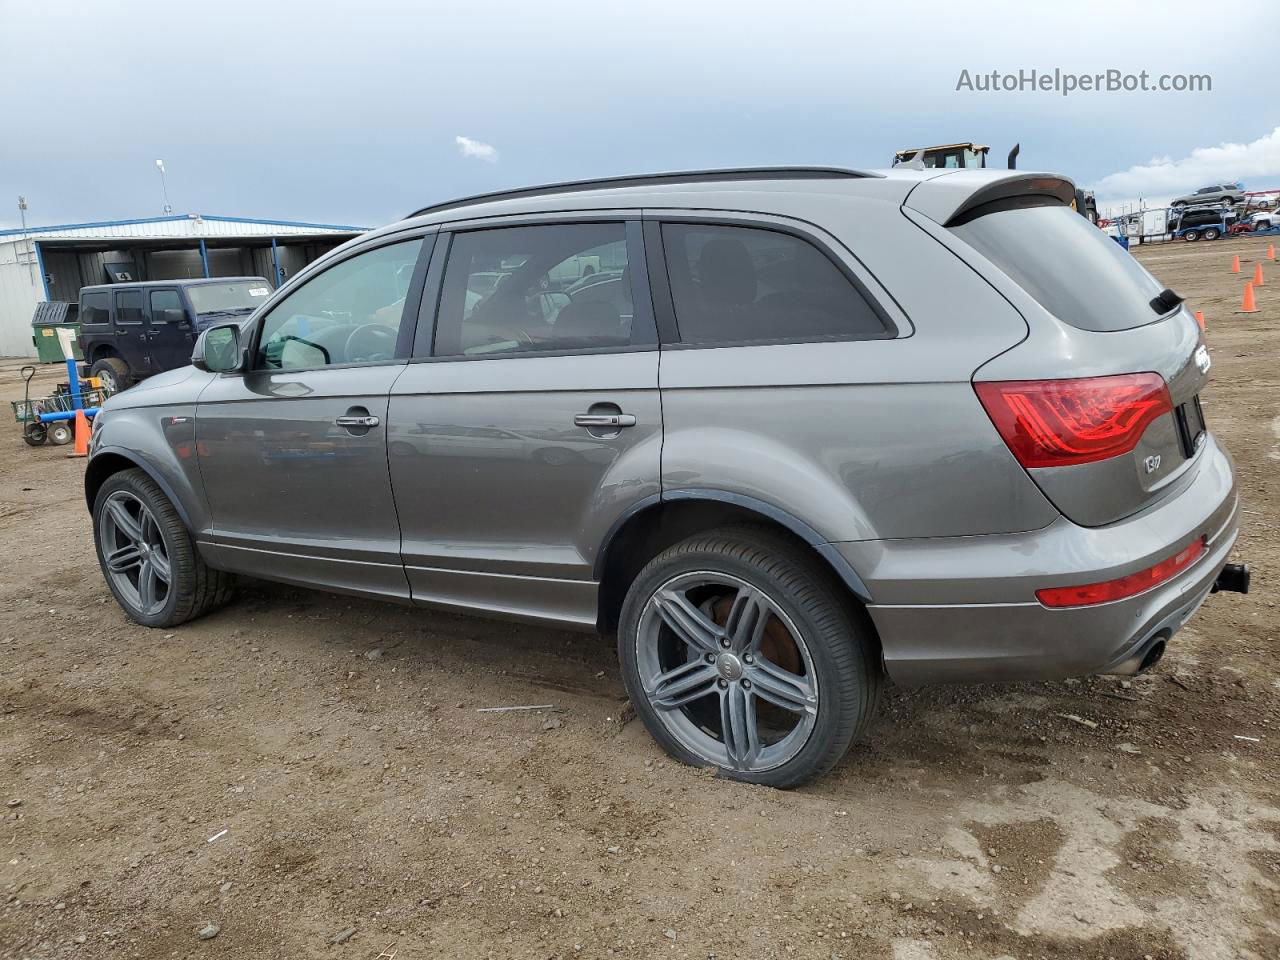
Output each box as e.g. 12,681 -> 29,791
0,213 -> 366,357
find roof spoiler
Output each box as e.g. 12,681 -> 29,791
903,171 -> 1076,227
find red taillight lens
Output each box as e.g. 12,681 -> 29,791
975,374 -> 1173,468
1036,538 -> 1205,608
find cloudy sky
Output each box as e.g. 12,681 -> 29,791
2,0 -> 1277,230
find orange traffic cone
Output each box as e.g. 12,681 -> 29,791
1268,243 -> 1276,261
1240,281 -> 1260,313
1195,310 -> 1205,330
1255,262 -> 1266,286
1231,254 -> 1242,273
68,409 -> 90,459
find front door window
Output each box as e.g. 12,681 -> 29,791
255,240 -> 423,369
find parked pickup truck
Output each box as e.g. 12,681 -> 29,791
77,277 -> 272,392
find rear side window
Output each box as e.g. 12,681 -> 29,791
660,224 -> 890,346
953,203 -> 1164,332
81,292 -> 109,325
434,223 -> 634,357
114,290 -> 144,325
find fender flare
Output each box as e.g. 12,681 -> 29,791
84,446 -> 197,532
594,488 -> 872,601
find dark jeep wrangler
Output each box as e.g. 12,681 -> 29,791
78,277 -> 272,391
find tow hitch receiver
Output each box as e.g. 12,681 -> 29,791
1213,563 -> 1251,594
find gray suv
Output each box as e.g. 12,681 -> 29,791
85,167 -> 1248,787
1170,182 -> 1245,207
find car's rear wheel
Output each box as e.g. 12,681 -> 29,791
618,526 -> 880,788
1203,227 -> 1220,241
92,468 -> 235,627
91,357 -> 130,394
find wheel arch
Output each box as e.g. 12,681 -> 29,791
89,344 -> 123,364
84,449 -> 196,532
594,490 -> 872,635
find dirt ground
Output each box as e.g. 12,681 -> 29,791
1,237 -> 1278,960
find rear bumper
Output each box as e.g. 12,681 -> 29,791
837,436 -> 1241,684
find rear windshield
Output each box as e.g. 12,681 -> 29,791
952,203 -> 1164,332
187,280 -> 272,315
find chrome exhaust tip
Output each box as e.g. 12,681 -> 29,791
1107,634 -> 1169,676
1212,563 -> 1251,595
1136,638 -> 1166,674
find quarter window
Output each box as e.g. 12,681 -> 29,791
114,290 -> 144,325
434,223 -> 632,357
255,239 -> 423,370
660,224 -> 890,346
81,292 -> 109,325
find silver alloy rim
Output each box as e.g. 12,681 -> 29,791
98,491 -> 171,617
636,571 -> 819,773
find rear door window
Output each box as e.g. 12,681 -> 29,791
433,223 -> 636,357
952,202 -> 1165,332
114,290 -> 145,325
659,223 -> 891,346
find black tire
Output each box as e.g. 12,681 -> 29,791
1203,228 -> 1220,241
46,421 -> 73,445
91,357 -> 130,394
1183,231 -> 1200,242
617,525 -> 881,788
22,422 -> 46,446
92,468 -> 235,627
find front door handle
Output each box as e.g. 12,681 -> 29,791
574,413 -> 636,429
335,415 -> 380,428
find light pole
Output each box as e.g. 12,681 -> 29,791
155,159 -> 172,215
17,195 -> 33,283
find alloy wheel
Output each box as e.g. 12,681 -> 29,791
635,571 -> 819,773
98,491 -> 172,617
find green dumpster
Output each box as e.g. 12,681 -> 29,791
30,302 -> 82,363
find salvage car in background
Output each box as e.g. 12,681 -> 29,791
1170,182 -> 1246,208
85,167 -> 1248,787
78,277 -> 272,392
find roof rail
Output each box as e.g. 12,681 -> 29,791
406,167 -> 882,219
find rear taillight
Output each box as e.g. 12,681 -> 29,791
974,373 -> 1173,468
1036,538 -> 1205,607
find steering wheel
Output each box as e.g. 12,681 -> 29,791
344,323 -> 397,363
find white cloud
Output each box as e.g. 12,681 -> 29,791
1091,126 -> 1280,202
454,135 -> 498,163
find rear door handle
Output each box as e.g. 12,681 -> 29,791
574,413 -> 636,428
335,415 -> 380,428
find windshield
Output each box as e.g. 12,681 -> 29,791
953,203 -> 1164,332
187,280 -> 272,314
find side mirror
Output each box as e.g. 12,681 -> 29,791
160,308 -> 189,326
192,323 -> 244,373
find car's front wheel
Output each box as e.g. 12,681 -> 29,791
618,526 -> 881,788
92,468 -> 235,627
